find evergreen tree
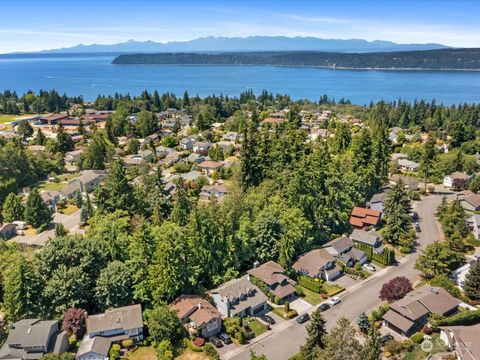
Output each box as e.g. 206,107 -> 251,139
360,325 -> 381,360
24,188 -> 52,228
420,135 -> 436,191
95,261 -> 133,311
16,121 -> 33,141
171,179 -> 192,227
33,128 -> 46,145
318,317 -> 362,360
54,223 -> 68,237
300,309 -> 327,360
2,192 -> 24,222
356,312 -> 370,334
55,124 -> 74,153
464,261 -> 480,300
75,191 -> 83,208
415,241 -> 464,278
383,180 -> 412,245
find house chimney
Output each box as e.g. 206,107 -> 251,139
253,260 -> 259,268
198,303 -> 202,310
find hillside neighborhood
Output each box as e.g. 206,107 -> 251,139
0,90 -> 480,360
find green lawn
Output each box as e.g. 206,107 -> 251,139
297,285 -> 324,306
37,181 -> 66,191
323,283 -> 345,296
0,115 -> 16,123
247,319 -> 267,337
127,346 -> 157,360
402,334 -> 448,360
58,204 -> 79,215
58,172 -> 80,182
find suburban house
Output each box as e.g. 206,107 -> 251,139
170,295 -> 222,338
443,172 -> 471,190
470,214 -> 480,240
209,277 -> 268,318
65,150 -> 84,165
247,261 -> 296,303
398,159 -> 420,172
382,286 -> 461,336
76,336 -> 111,360
40,190 -> 60,211
0,319 -> 69,359
349,207 -> 381,230
451,256 -> 479,288
85,304 -> 144,342
193,142 -> 212,155
60,170 -> 106,198
292,248 -> 343,281
0,223 -> 17,240
322,236 -> 368,267
459,191 -> 480,213
198,160 -> 224,175
38,114 -> 69,125
187,153 -> 210,164
27,145 -> 46,153
389,175 -> 420,191
199,183 -> 230,201
440,324 -> 480,360
368,192 -> 388,213
391,153 -> 409,161
222,132 -> 239,142
180,137 -> 197,150
350,229 -> 385,254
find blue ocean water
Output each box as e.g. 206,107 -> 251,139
0,55 -> 480,105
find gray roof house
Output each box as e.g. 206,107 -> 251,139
76,336 -> 111,360
0,319 -> 69,360
459,191 -> 480,213
247,261 -> 296,303
85,304 -> 144,342
209,277 -> 268,318
323,236 -> 368,267
199,183 -> 230,202
350,229 -> 385,254
292,249 -> 342,281
368,192 -> 388,213
383,286 -> 461,336
440,324 -> 480,360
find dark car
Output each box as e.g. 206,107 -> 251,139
414,221 -> 421,232
319,303 -> 330,312
219,332 -> 232,344
296,313 -> 310,324
210,336 -> 223,348
260,314 -> 276,325
379,334 -> 394,345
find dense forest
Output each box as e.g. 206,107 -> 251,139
112,48 -> 480,70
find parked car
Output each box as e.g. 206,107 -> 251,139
296,313 -> 310,324
379,334 -> 394,345
363,263 -> 376,272
219,332 -> 232,344
318,303 -> 330,312
260,314 -> 276,325
210,336 -> 223,348
329,296 -> 341,306
414,221 -> 421,232
412,211 -> 419,220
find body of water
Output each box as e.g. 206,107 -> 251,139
1,55 -> 480,104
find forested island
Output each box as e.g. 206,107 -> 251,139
112,48 -> 480,70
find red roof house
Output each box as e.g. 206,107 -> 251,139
349,207 -> 381,229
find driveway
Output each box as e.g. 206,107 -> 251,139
9,209 -> 82,247
289,298 -> 311,314
332,274 -> 357,289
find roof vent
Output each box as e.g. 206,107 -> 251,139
27,328 -> 32,334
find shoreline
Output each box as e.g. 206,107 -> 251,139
110,62 -> 480,73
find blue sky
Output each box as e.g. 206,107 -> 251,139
1,0 -> 480,52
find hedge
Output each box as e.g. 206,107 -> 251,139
183,338 -> 203,352
436,310 -> 480,326
297,275 -> 324,293
355,243 -> 395,266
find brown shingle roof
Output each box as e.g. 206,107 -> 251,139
382,309 -> 415,333
170,295 -> 221,326
292,249 -> 335,278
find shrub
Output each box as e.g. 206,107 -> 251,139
173,162 -> 191,173
237,329 -> 246,344
297,275 -> 324,293
411,332 -> 425,344
204,343 -> 220,360
384,340 -> 403,354
355,243 -> 395,265
294,285 -> 304,297
122,339 -> 134,348
183,338 -> 203,352
436,310 -> 480,326
379,276 -> 413,301
430,275 -> 462,298
402,339 -> 415,352
422,326 -> 433,335
109,344 -> 121,360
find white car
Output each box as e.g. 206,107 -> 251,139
329,296 -> 341,306
363,263 -> 376,272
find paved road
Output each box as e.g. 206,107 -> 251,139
223,193 -> 446,360
9,210 -> 82,246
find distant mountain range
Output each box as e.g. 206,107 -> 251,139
35,36 -> 449,54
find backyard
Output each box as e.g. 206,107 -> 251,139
401,334 -> 449,360
127,346 -> 157,360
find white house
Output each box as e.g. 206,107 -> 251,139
398,159 -> 420,172
443,172 -> 471,189
470,214 -> 480,240
451,256 -> 479,288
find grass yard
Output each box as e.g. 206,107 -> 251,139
127,346 -> 157,360
0,115 -> 16,123
323,283 -> 345,296
37,181 -> 66,191
298,285 -> 324,306
58,172 -> 80,182
247,319 -> 267,337
402,334 -> 448,360
176,349 -> 210,360
58,204 -> 79,215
